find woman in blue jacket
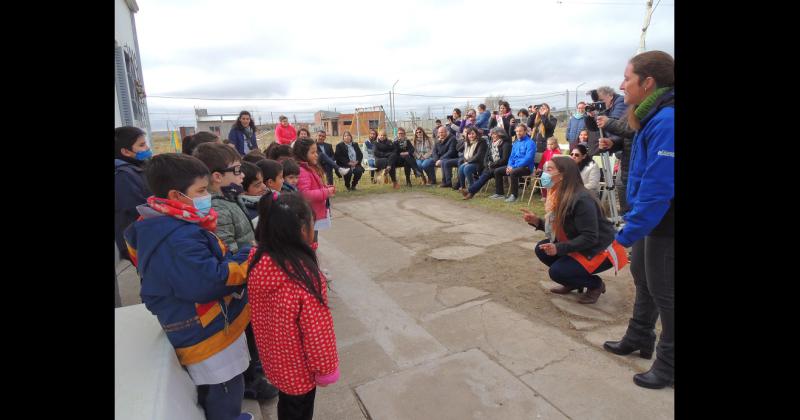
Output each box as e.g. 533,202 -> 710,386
601,51 -> 674,390
228,111 -> 259,156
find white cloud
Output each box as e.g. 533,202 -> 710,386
134,0 -> 674,130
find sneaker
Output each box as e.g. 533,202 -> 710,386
488,193 -> 504,199
237,413 -> 255,420
504,194 -> 517,202
338,167 -> 351,176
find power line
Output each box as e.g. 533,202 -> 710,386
148,93 -> 388,101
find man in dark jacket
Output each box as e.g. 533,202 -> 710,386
114,126 -> 153,261
316,130 -> 349,185
431,126 -> 458,187
597,115 -> 635,215
585,87 -> 628,157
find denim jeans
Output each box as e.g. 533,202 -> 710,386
458,163 -> 480,189
418,158 -> 436,183
197,373 -> 245,420
467,170 -> 494,195
440,158 -> 461,185
534,239 -> 612,289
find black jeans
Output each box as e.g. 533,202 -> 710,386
395,154 -> 422,183
343,166 -> 364,188
625,235 -> 674,380
375,156 -> 398,183
197,373 -> 245,420
493,166 -> 532,196
278,388 -> 316,420
534,239 -> 612,289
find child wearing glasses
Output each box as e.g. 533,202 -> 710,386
193,143 -> 280,402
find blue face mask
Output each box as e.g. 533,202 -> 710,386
135,149 -> 153,161
540,172 -> 555,188
573,112 -> 585,119
179,192 -> 212,215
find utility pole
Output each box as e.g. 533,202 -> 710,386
638,0 -> 655,54
270,112 -> 274,125
565,90 -> 570,112
576,82 -> 586,109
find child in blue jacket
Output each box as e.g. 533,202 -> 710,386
124,153 -> 255,420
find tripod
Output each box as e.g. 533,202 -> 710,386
598,127 -> 623,230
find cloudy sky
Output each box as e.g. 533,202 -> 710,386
134,0 -> 674,131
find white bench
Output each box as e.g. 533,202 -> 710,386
115,304 -> 206,420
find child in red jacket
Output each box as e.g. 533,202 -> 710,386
247,192 -> 339,420
536,137 -> 562,200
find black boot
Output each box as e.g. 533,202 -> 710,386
603,337 -> 655,359
633,367 -> 674,389
244,375 -> 279,401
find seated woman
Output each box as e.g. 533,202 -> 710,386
373,129 -> 400,188
393,127 -> 425,186
570,144 -> 601,195
521,156 -> 627,304
457,127 -> 487,192
462,127 -> 512,200
536,137 -> 563,200
413,127 -> 435,185
334,130 -> 365,191
363,129 -> 378,183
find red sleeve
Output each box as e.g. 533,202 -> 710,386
298,287 -> 338,376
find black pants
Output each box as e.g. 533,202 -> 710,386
625,235 -> 674,380
375,157 -> 397,183
343,166 -> 364,188
534,239 -> 613,289
493,166 -> 531,196
278,388 -> 316,420
197,374 -> 245,420
243,324 -> 263,386
395,155 -> 422,183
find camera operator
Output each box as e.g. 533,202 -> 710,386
596,113 -> 635,214
446,108 -> 462,138
583,86 -> 628,158
531,103 -> 557,162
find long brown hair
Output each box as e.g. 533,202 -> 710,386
534,103 -> 551,138
549,155 -> 605,234
626,50 -> 674,130
292,137 -> 324,178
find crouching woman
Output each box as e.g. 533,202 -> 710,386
521,156 -> 627,304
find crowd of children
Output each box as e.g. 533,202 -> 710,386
116,127 -> 339,420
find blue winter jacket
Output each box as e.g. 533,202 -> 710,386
507,135 -> 536,172
616,89 -> 674,247
115,158 -> 151,260
475,111 -> 491,130
566,115 -> 587,142
228,127 -> 258,156
124,206 -> 252,366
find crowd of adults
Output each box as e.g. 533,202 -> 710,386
114,50 -> 674,420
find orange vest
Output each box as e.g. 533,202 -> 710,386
556,225 -> 629,274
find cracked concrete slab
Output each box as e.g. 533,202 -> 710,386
436,286 -> 490,307
380,281 -> 445,320
356,349 -> 568,420
583,324 -> 662,373
429,245 -> 485,261
519,347 -> 674,420
550,298 -> 616,322
423,301 -> 583,375
318,216 -> 414,276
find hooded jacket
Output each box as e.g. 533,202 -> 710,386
123,206 -> 251,366
212,190 -> 255,254
275,124 -> 297,145
247,250 -> 338,395
115,158 -> 151,259
616,89 -> 674,247
297,161 -> 330,222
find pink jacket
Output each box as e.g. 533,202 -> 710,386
297,162 -> 329,221
275,124 -> 297,145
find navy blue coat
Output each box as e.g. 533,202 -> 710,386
115,158 -> 151,260
228,126 -> 258,156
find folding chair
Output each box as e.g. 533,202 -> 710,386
527,174 -> 543,205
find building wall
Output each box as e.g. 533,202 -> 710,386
197,121 -> 236,140
115,0 -> 152,146
115,86 -> 122,127
114,0 -> 136,49
337,111 -> 386,140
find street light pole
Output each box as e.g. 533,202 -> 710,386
575,82 -> 586,110
391,79 -> 399,136
638,0 -> 655,54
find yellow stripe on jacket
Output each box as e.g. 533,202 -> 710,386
175,304 -> 251,365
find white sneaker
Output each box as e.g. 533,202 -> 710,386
338,167 -> 351,176
504,194 -> 517,202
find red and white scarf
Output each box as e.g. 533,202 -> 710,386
146,196 -> 219,232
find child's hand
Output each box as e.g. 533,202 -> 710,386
315,367 -> 340,387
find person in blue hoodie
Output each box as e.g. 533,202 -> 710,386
489,124 -> 536,202
124,153 -> 256,420
601,51 -> 674,390
475,104 -> 491,133
115,126 -> 152,261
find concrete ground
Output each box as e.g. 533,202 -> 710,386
117,191 -> 673,419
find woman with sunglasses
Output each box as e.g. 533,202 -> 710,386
570,144 -> 600,195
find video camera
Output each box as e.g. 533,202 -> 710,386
584,90 -> 607,113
